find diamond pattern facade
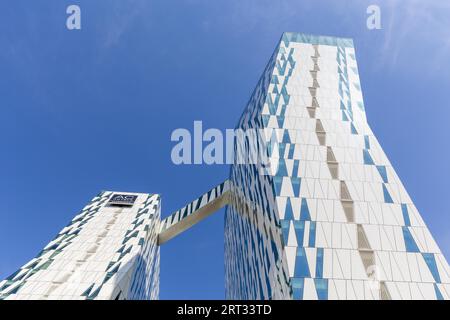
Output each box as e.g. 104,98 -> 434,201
1,32 -> 449,300
225,32 -> 450,300
0,191 -> 160,300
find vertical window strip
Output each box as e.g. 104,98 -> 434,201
315,248 -> 324,279
402,226 -> 420,252
401,204 -> 411,226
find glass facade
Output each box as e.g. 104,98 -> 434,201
1,32 -> 449,300
0,192 -> 161,300
224,32 -> 450,300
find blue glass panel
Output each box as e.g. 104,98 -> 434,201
280,105 -> 287,117
434,284 -> 444,300
300,198 -> 311,221
265,140 -> 273,158
382,184 -> 394,203
315,248 -> 324,278
281,86 -> 290,103
270,240 -> 279,264
291,278 -> 304,300
342,110 -> 349,121
288,144 -> 295,159
281,220 -> 290,244
422,253 -> 441,283
293,221 -> 305,245
273,176 -> 283,196
278,143 -> 286,158
376,165 -> 388,183
363,149 -> 374,165
282,130 -> 291,143
277,159 -> 288,177
402,226 -> 419,252
347,108 -> 354,121
401,204 -> 411,226
273,94 -> 280,107
268,101 -> 277,115
291,177 -> 301,197
294,248 -> 311,278
338,85 -> 343,99
364,135 -> 370,149
81,284 -> 94,297
309,222 -> 316,247
277,116 -> 285,128
272,85 -> 279,94
271,75 -> 279,84
284,198 -> 294,220
314,278 -> 328,300
351,123 -> 358,134
292,159 -> 299,177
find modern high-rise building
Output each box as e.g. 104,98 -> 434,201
0,182 -> 230,300
0,192 -> 161,300
224,32 -> 450,300
1,33 -> 449,300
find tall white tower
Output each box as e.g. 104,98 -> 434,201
0,191 -> 160,300
225,32 -> 450,300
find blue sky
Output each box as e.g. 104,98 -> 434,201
0,0 -> 449,299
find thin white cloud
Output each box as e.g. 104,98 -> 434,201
102,0 -> 150,48
378,0 -> 450,72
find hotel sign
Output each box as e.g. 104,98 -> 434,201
108,194 -> 138,206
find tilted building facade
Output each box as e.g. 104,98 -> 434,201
225,32 -> 450,300
0,192 -> 160,300
1,33 -> 449,300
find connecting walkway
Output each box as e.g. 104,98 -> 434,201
158,180 -> 230,245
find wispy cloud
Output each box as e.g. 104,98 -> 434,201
378,0 -> 450,72
101,0 -> 150,48
226,0 -> 314,34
